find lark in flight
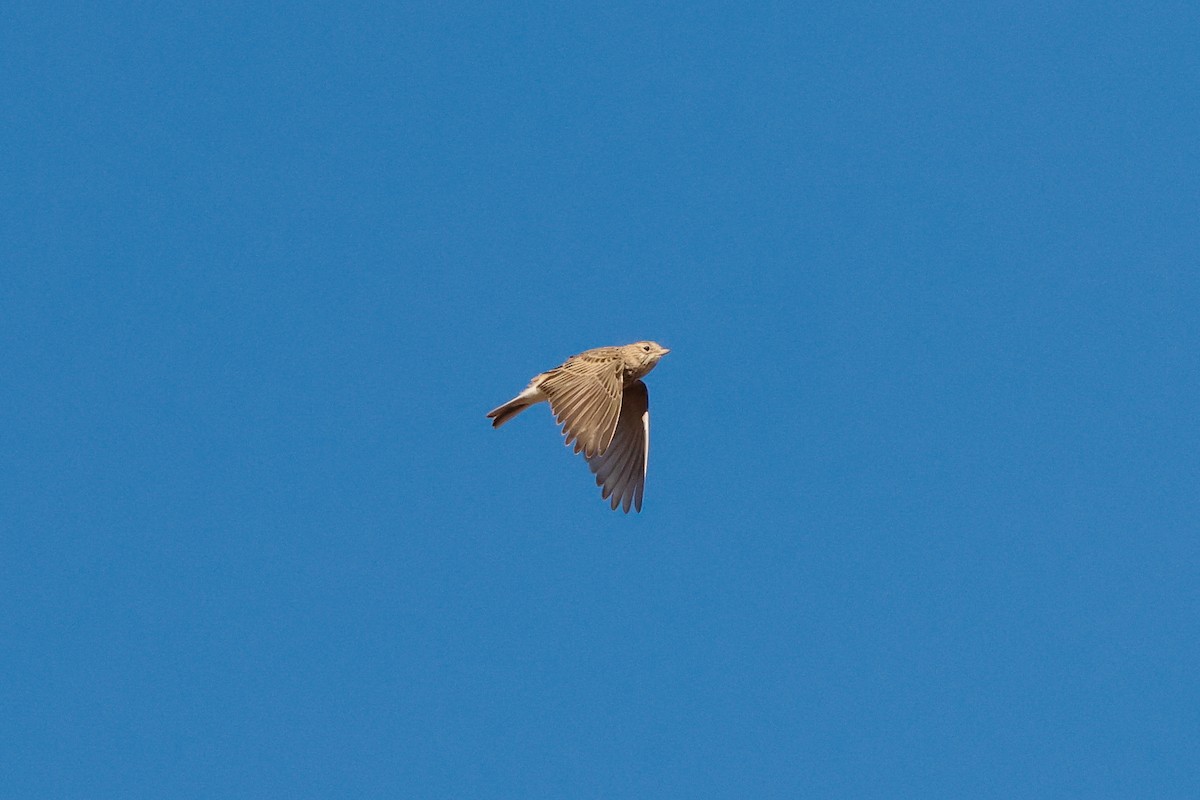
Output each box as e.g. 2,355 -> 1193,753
487,341 -> 670,512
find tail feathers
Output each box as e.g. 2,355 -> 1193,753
487,398 -> 531,428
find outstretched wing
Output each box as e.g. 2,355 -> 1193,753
586,380 -> 649,513
539,352 -> 624,458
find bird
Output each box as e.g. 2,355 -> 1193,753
487,341 -> 670,512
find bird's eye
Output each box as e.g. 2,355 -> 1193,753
643,345 -> 650,351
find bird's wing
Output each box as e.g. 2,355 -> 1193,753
539,353 -> 624,458
586,380 -> 649,513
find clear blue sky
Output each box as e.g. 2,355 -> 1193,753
3,2 -> 1197,797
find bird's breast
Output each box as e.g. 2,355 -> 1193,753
623,362 -> 656,384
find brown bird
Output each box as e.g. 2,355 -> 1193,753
487,341 -> 670,512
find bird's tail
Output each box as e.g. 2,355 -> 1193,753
487,396 -> 532,428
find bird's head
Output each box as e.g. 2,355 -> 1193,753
625,341 -> 670,371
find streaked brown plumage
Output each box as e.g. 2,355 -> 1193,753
487,341 -> 670,512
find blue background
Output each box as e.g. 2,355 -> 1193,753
3,2 -> 1197,797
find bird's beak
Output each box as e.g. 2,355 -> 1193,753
660,347 -> 671,355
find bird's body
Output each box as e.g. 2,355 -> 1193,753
487,341 -> 670,512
